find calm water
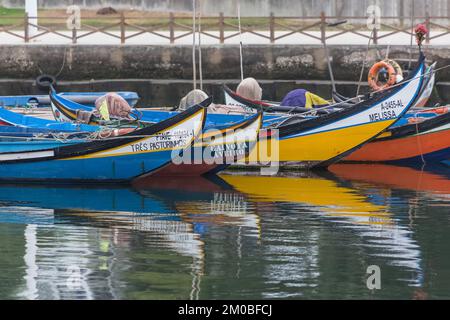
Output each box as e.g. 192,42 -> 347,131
0,163 -> 449,300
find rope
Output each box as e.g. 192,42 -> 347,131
197,1 -> 203,91
237,0 -> 244,82
412,110 -> 426,166
192,0 -> 197,90
356,28 -> 374,97
54,46 -> 67,78
408,4 -> 415,70
36,46 -> 67,79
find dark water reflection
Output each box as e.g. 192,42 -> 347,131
0,164 -> 449,300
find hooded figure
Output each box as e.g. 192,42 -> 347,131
179,89 -> 208,110
94,92 -> 132,120
236,77 -> 263,101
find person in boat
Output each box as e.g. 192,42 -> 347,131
280,88 -> 329,109
236,77 -> 263,101
178,89 -> 254,114
178,89 -> 208,110
94,92 -> 133,120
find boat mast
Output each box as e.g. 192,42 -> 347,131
192,0 -> 197,90
197,0 -> 203,90
238,0 -> 244,81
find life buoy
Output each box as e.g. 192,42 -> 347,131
383,59 -> 403,78
368,61 -> 397,91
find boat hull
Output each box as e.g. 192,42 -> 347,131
343,114 -> 450,164
135,113 -> 262,179
0,101 -> 208,182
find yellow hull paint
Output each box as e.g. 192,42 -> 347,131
221,174 -> 392,225
245,119 -> 397,163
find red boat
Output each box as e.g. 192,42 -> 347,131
342,110 -> 450,164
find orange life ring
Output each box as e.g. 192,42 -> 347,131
368,61 -> 397,91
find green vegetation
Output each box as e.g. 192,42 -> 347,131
0,6 -> 24,16
0,6 -> 25,26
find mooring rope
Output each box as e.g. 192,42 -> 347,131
237,0 -> 244,82
356,28 -> 374,97
197,0 -> 203,91
192,0 -> 197,91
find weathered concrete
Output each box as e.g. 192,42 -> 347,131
0,44 -> 449,81
0,78 -> 446,108
0,44 -> 448,106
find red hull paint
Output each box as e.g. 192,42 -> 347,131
344,128 -> 450,162
132,162 -> 225,187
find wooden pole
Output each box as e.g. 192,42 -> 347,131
219,12 -> 224,44
269,12 -> 275,43
320,11 -> 326,44
169,12 -> 175,44
24,13 -> 29,43
120,12 -> 125,44
72,27 -> 77,44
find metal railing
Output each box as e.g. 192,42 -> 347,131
0,11 -> 448,44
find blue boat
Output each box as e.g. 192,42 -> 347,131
49,89 -> 282,128
0,91 -> 139,108
0,138 -> 85,152
0,105 -> 99,132
0,100 -> 209,182
50,84 -> 442,132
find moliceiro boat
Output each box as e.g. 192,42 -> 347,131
342,109 -> 450,164
47,91 -> 262,180
241,54 -> 426,168
0,99 -> 209,182
136,112 -> 263,180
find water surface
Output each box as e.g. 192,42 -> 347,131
0,163 -> 449,299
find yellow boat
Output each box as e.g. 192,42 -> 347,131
242,55 -> 426,168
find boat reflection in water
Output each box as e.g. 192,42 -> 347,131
0,177 -> 259,300
221,167 -> 439,292
0,164 -> 448,299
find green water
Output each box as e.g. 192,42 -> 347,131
0,164 -> 449,300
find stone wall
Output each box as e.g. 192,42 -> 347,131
0,43 -> 448,106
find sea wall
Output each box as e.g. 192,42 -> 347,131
0,44 -> 449,106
